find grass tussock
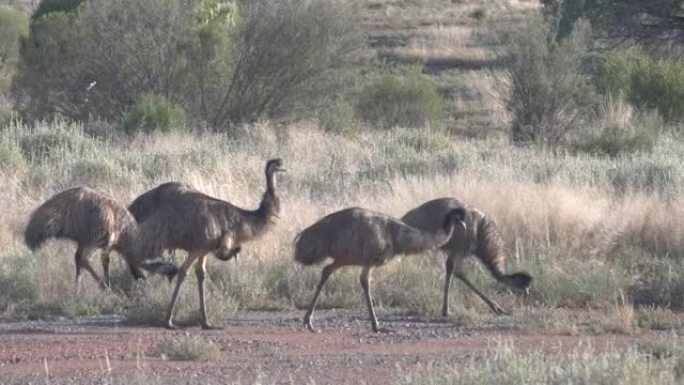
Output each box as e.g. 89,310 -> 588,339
154,333 -> 220,361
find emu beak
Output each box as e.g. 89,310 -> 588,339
277,167 -> 287,172
458,220 -> 467,232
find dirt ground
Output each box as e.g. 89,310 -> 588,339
0,309 -> 654,385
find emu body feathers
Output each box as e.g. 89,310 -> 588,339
294,207 -> 467,332
24,187 -> 176,293
401,197 -> 532,316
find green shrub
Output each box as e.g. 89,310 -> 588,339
123,94 -> 187,134
215,0 -> 361,124
594,47 -> 684,122
592,47 -> 645,97
501,19 -> 597,146
630,59 -> 684,122
357,66 -> 445,129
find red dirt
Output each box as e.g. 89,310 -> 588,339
0,309 -> 651,384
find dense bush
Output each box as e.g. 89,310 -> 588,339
593,47 -> 684,122
13,0 -> 361,129
501,19 -> 596,146
213,0 -> 361,125
123,94 -> 187,134
357,66 -> 445,129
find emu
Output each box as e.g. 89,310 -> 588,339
24,187 -> 176,294
401,198 -> 532,317
135,158 -> 285,329
294,207 -> 467,333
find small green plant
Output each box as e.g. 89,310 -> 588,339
122,94 -> 187,134
357,65 -> 445,129
155,334 -> 219,361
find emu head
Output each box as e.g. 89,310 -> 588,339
266,158 -> 286,175
443,208 -> 467,232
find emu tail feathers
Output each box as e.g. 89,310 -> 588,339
140,261 -> 179,282
293,231 -> 328,265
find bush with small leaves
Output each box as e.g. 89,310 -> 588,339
123,94 -> 187,134
357,66 -> 445,129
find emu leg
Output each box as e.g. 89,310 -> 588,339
304,261 -> 340,333
455,272 -> 508,316
165,253 -> 201,329
442,257 -> 455,317
75,245 -> 105,295
101,250 -> 111,289
360,265 -> 383,333
195,255 -> 220,330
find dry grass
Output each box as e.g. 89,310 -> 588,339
398,339 -> 684,385
0,119 -> 683,322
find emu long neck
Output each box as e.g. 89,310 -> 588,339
238,169 -> 280,242
114,222 -> 143,263
393,222 -> 454,255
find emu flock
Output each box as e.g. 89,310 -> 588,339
24,158 -> 532,332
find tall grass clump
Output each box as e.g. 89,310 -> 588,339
357,65 -> 446,129
501,19 -> 596,146
397,341 -> 683,385
575,94 -> 662,157
0,249 -> 38,316
155,334 -> 219,361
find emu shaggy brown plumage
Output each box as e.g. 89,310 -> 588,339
401,198 -> 532,317
128,182 -> 195,223
135,158 -> 285,329
294,207 -> 467,333
24,187 -> 175,294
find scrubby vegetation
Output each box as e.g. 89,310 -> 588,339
0,0 -> 682,381
398,340 -> 684,385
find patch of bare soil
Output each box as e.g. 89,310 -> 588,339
0,310 -> 654,385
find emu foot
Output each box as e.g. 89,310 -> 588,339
304,317 -> 320,333
165,322 -> 179,330
216,246 -> 241,262
491,305 -> 510,316
372,325 -> 393,334
201,323 -> 223,330
442,309 -> 450,317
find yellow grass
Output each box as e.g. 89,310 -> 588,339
1,120 -> 683,318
